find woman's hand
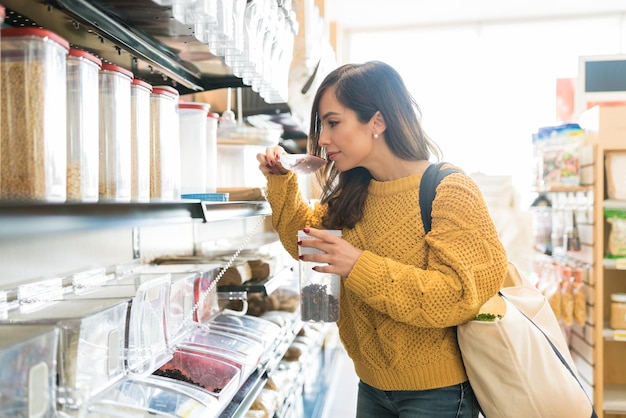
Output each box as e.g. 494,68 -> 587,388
298,227 -> 362,278
257,146 -> 290,176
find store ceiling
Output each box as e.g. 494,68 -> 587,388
325,0 -> 626,31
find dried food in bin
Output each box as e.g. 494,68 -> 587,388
154,347 -> 241,402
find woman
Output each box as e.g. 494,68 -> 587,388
257,61 -> 508,418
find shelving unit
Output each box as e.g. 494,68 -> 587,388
578,104 -> 626,418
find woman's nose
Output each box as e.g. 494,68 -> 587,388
318,130 -> 330,146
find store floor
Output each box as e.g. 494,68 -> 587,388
323,343 -> 359,417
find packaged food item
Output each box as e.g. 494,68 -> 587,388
1,27 -> 69,201
572,267 -> 587,327
604,203 -> 626,258
99,63 -> 133,201
131,79 -> 153,202
298,229 -> 342,322
0,324 -> 58,418
606,151 -> 626,200
610,293 -> 626,330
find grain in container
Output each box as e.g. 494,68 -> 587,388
131,79 -> 153,202
178,102 -> 210,195
150,85 -> 180,200
66,48 -> 101,202
206,111 -> 219,193
99,63 -> 133,201
0,27 -> 69,202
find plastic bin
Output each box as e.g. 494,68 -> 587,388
0,324 -> 59,418
131,79 -> 153,202
2,298 -> 129,411
87,375 -> 220,418
66,48 -> 101,202
0,27 -> 69,202
99,63 -> 133,201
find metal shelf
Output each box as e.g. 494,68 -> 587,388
2,0 -> 245,94
0,200 -> 270,239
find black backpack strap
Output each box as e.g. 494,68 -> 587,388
419,162 -> 460,234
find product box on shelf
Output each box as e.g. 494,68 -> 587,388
86,374 -> 221,418
0,324 -> 59,418
532,123 -> 585,189
1,297 -> 129,412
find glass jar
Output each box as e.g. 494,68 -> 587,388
131,79 -> 153,202
0,27 -> 69,202
150,86 -> 180,200
178,102 -> 210,195
298,229 -> 342,322
99,63 -> 133,201
67,48 -> 101,202
206,111 -> 219,193
610,293 -> 626,330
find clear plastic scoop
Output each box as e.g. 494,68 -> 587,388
280,154 -> 327,174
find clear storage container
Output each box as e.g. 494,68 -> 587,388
150,85 -> 180,200
0,27 -> 69,202
298,229 -> 342,322
65,272 -> 173,376
155,346 -> 241,404
179,102 -> 210,195
87,375 -> 220,418
2,298 -> 129,412
67,48 -> 101,202
99,63 -> 133,201
206,111 -> 219,193
131,79 -> 153,202
0,324 -> 59,418
178,327 -> 263,382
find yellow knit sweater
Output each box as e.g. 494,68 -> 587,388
265,168 -> 508,391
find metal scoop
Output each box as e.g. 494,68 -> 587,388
280,154 -> 327,174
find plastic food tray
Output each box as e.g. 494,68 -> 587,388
86,375 -> 221,418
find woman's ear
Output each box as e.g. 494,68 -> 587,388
371,111 -> 387,134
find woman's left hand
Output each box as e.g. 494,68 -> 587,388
298,227 -> 362,277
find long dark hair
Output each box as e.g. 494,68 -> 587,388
308,61 -> 442,229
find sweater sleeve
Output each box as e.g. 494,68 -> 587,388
264,172 -> 327,259
345,173 -> 508,328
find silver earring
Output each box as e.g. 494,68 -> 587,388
373,133 -> 379,139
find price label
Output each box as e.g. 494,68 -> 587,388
616,259 -> 626,270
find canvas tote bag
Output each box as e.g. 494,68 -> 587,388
420,163 -> 597,418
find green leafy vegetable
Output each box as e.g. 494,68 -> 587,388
473,313 -> 503,322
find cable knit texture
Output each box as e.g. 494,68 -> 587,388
265,166 -> 508,391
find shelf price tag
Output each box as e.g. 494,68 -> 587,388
616,259 -> 626,270
613,331 -> 626,341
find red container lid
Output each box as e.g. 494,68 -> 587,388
152,85 -> 180,99
68,48 -> 102,68
100,63 -> 134,80
178,102 -> 210,112
132,78 -> 153,92
1,27 -> 70,50
207,112 -> 220,119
